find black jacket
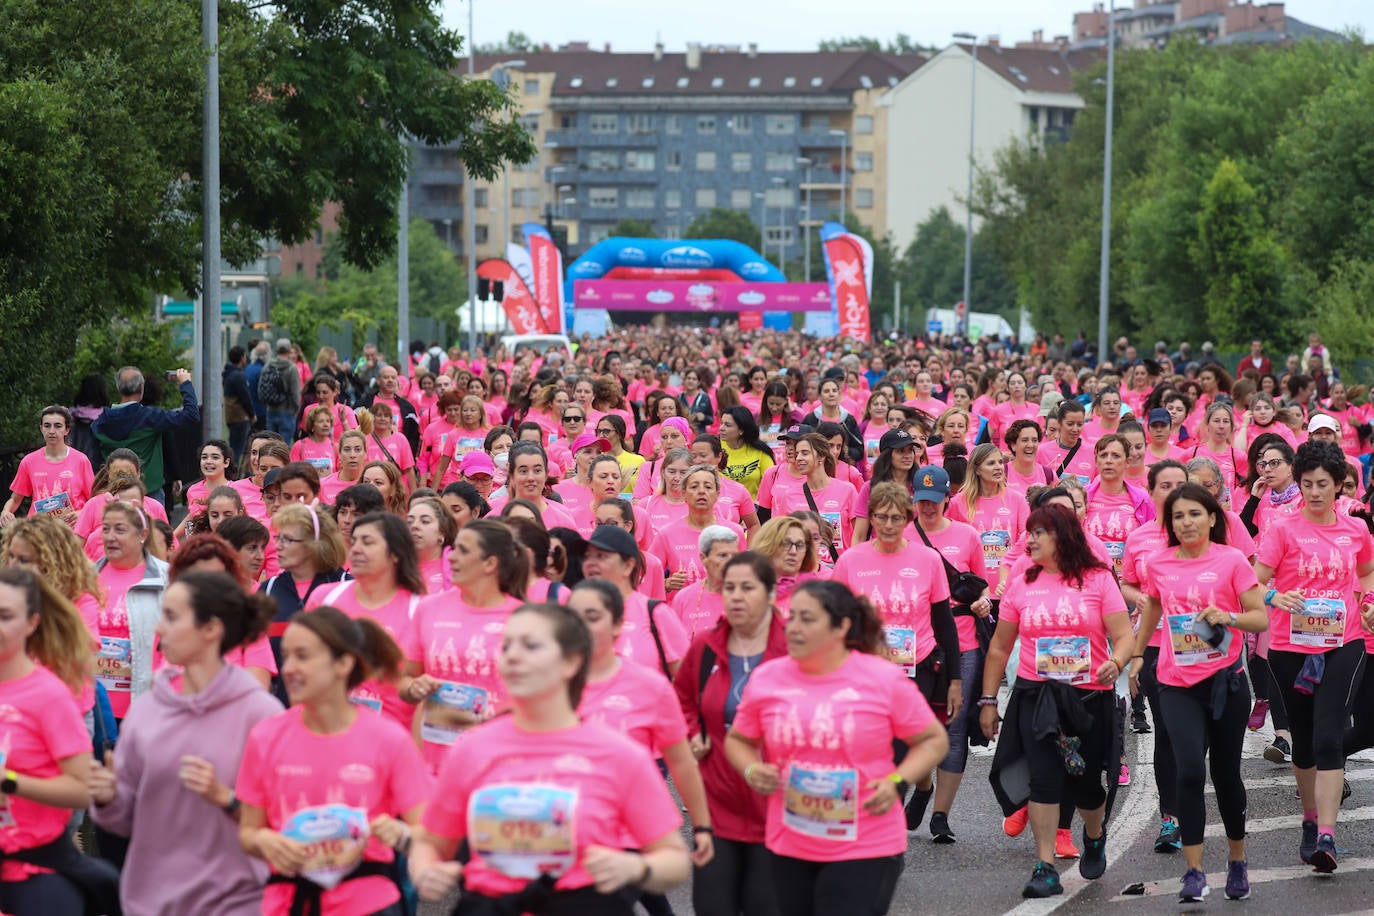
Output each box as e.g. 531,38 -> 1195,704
360,392 -> 421,456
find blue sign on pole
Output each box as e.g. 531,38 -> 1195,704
926,319 -> 943,335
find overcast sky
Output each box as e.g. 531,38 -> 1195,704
440,1 -> 1368,53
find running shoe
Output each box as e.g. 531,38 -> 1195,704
1118,763 -> 1131,786
929,811 -> 956,844
904,785 -> 933,833
1154,817 -> 1182,853
1179,867 -> 1209,903
1342,778 -> 1352,804
1079,826 -> 1107,880
1225,859 -> 1250,900
1299,819 -> 1318,864
1131,709 -> 1151,733
1310,833 -> 1338,873
1247,698 -> 1269,731
1022,861 -> 1064,899
1054,827 -> 1080,859
1003,806 -> 1029,837
1263,735 -> 1292,764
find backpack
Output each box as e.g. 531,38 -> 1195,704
258,363 -> 289,407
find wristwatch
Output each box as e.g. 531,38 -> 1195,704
222,792 -> 241,815
1,770 -> 18,795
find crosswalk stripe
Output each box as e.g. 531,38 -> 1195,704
1205,805 -> 1374,837
1108,858 -> 1374,901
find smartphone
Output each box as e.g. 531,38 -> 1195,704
166,370 -> 179,382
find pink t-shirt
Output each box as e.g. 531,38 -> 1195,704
920,521 -> 989,653
290,437 -> 337,475
236,706 -> 431,916
11,447 -> 93,516
402,592 -> 523,771
419,420 -> 457,478
580,661 -> 688,755
1037,438 -> 1096,483
1253,494 -> 1301,549
1145,543 -> 1258,687
230,478 -> 267,522
649,519 -> 746,592
318,473 -> 360,507
418,551 -> 453,596
755,465 -> 804,512
305,582 -> 420,727
1121,521 -> 1169,648
719,477 -> 755,524
1005,461 -> 1054,498
422,718 -> 682,896
1000,567 -> 1127,689
831,541 -> 950,670
668,581 -> 724,638
1255,512 -> 1374,653
97,562 -> 146,718
991,400 -> 1039,444
732,651 -> 936,861
946,491 -> 1028,574
1187,441 -> 1246,492
770,477 -> 859,551
0,666 -> 90,882
617,593 -> 690,673
485,495 -> 578,530
74,492 -> 168,541
366,432 -> 416,472
1083,487 -> 1140,577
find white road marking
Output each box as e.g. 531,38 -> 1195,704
1206,764 -> 1374,793
1205,804 -> 1374,838
1108,858 -> 1374,901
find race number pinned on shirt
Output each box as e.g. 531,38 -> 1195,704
468,784 -> 578,879
0,751 -> 12,829
96,637 -> 132,693
281,804 -> 370,889
1291,598 -> 1344,648
783,764 -> 857,841
1035,636 -> 1091,685
420,682 -> 488,746
980,530 -> 1010,569
1167,614 -> 1221,666
883,626 -> 916,676
33,492 -> 71,515
1105,542 -> 1126,576
347,690 -> 382,714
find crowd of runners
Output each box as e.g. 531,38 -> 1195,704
0,324 -> 1372,914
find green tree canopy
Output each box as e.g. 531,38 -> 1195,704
610,218 -> 657,239
684,208 -> 762,250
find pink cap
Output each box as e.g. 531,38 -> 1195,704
460,451 -> 496,478
662,417 -> 692,438
571,432 -> 612,454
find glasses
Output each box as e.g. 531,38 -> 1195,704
275,533 -> 304,546
562,414 -> 585,423
781,539 -> 808,553
595,428 -> 615,436
1256,458 -> 1286,471
870,513 -> 909,526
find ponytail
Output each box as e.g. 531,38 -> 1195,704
290,607 -> 404,689
174,571 -> 275,654
794,579 -> 883,655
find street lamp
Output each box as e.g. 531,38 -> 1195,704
442,217 -> 453,252
557,184 -> 573,220
464,0 -> 478,351
828,129 -> 848,219
511,108 -> 543,245
771,177 -> 788,272
796,156 -> 813,282
490,60 -> 528,249
1097,3 -> 1117,361
954,31 -> 978,338
754,192 -> 766,262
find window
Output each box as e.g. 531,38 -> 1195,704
519,114 -> 541,135
855,152 -> 874,172
474,188 -> 489,207
731,188 -> 752,209
765,114 -> 796,135
588,188 -> 618,209
606,77 -> 619,88
664,189 -> 682,209
731,114 -> 753,134
711,77 -> 724,88
475,225 -> 489,244
588,113 -> 617,134
731,152 -> 752,173
512,188 -> 540,207
423,184 -> 461,205
588,150 -> 619,170
625,150 -> 655,171
855,115 -> 874,135
697,114 -> 717,134
764,226 -> 796,245
764,187 -> 793,207
855,188 -> 874,209
626,113 -> 654,134
560,114 -> 575,129
807,114 -> 829,131
695,151 -> 716,171
664,224 -> 682,240
748,76 -> 762,88
665,114 -> 683,134
569,76 -> 584,89
810,76 -> 823,87
695,188 -> 717,208
587,224 -> 613,244
677,77 -> 690,88
295,261 -> 304,275
765,152 -> 792,171
665,150 -> 683,171
642,76 -> 655,88
783,76 -> 796,88
626,188 -> 655,209
524,78 -> 540,94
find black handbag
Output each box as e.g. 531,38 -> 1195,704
913,520 -> 989,606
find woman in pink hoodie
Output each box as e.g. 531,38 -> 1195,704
89,571 -> 283,915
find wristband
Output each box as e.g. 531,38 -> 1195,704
977,696 -> 999,708
637,856 -> 653,888
1264,588 -> 1277,607
1361,592 -> 1374,606
744,763 -> 758,783
692,826 -> 714,836
886,772 -> 904,785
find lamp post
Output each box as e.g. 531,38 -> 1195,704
771,176 -> 787,272
954,31 -> 978,338
828,129 -> 848,219
463,0 -> 478,352
489,60 -> 528,249
201,0 -> 222,440
557,184 -> 573,220
512,108 -> 543,246
796,156 -> 813,281
754,192 -> 766,262
1097,3 -> 1117,361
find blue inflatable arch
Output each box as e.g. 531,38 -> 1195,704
563,237 -> 786,302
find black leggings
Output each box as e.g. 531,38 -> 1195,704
1138,646 -> 1178,817
1250,654 -> 1290,731
1269,643 -> 1366,771
692,837 -> 779,916
769,852 -> 903,916
1158,675 -> 1250,846
1344,657 -> 1374,757
0,872 -> 83,915
1018,688 -> 1112,810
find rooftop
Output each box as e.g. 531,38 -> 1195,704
959,44 -> 1104,94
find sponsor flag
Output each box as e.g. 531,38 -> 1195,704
522,223 -> 565,334
820,221 -> 873,341
476,259 -> 545,334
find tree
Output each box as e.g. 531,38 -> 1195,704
476,31 -> 536,54
610,218 -> 657,239
898,208 -> 1017,323
818,34 -> 929,55
1191,159 -> 1286,349
684,208 -> 763,251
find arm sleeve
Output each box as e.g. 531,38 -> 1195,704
141,383 -> 202,431
931,598 -> 959,668
1239,494 -> 1261,537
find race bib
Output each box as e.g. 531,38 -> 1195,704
820,511 -> 842,550
33,492 -> 71,514
1105,542 -> 1126,575
307,457 -> 333,472
865,438 -> 881,461
456,437 -> 482,456
1291,598 -> 1345,648
883,626 -> 916,676
420,682 -> 489,746
980,530 -> 1010,569
348,690 -> 382,714
1035,636 -> 1091,685
783,764 -> 858,841
280,804 -> 369,890
1166,615 -> 1222,667
468,784 -> 578,879
96,637 -> 132,693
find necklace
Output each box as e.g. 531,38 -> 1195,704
729,627 -> 768,670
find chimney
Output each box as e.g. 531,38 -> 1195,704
987,36 -> 1001,50
747,42 -> 758,58
604,42 -> 611,54
686,42 -> 702,71
653,42 -> 664,62
1033,29 -> 1043,44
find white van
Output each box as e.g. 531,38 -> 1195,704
499,333 -> 574,357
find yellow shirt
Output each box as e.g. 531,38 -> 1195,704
616,451 -> 645,494
721,443 -> 774,499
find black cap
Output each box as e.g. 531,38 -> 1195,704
879,429 -> 916,452
822,367 -> 845,381
261,468 -> 284,490
779,424 -> 815,441
586,525 -> 640,560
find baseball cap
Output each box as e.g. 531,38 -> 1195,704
822,367 -> 845,381
779,424 -> 815,442
261,468 -> 284,490
570,432 -> 611,455
1039,392 -> 1064,418
913,465 -> 951,503
1147,408 -> 1172,426
1308,414 -> 1340,435
586,525 -> 640,560
460,451 -> 496,478
879,429 -> 917,452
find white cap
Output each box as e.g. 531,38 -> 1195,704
1307,414 -> 1340,435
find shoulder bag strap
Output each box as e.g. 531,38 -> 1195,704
1056,439 -> 1082,477
802,483 -> 838,563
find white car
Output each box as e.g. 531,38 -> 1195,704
499,333 -> 574,358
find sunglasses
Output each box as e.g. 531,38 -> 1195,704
562,414 -> 585,423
